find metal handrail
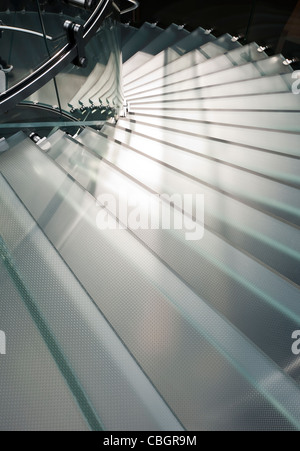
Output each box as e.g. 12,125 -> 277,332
120,0 -> 139,15
0,25 -> 53,41
0,0 -> 113,114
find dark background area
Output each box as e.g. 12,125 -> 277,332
0,1 -> 299,58
124,0 -> 300,59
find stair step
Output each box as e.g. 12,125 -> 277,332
124,42 -> 270,96
123,24 -> 190,78
4,134 -> 300,430
122,22 -> 164,63
123,27 -> 216,86
112,117 -> 300,160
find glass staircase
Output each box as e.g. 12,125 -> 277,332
0,1 -> 300,431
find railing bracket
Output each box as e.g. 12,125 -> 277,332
64,20 -> 88,68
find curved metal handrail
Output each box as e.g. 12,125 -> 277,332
0,25 -> 53,41
0,0 -> 113,114
120,0 -> 139,15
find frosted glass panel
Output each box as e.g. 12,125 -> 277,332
1,134 -> 300,431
